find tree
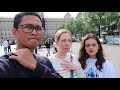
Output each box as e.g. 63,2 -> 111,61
57,19 -> 75,35
58,22 -> 66,30
87,12 -> 106,38
74,17 -> 86,36
104,12 -> 119,34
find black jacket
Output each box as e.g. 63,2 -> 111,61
0,53 -> 61,78
45,41 -> 51,48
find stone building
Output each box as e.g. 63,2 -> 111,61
0,12 -> 73,43
0,17 -> 14,42
36,12 -> 72,41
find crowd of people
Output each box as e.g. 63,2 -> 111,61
0,12 -> 116,78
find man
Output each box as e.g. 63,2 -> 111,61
45,38 -> 51,57
0,12 -> 61,78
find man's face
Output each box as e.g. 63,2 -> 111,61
12,15 -> 42,49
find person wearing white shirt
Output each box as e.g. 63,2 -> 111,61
78,33 -> 116,78
49,29 -> 86,78
2,40 -> 8,54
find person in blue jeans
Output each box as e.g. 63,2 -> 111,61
2,39 -> 8,54
45,39 -> 51,57
7,40 -> 11,53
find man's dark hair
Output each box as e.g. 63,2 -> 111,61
14,12 -> 41,29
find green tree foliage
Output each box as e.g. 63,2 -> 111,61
58,12 -> 120,37
104,12 -> 119,33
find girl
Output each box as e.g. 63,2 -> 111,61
78,33 -> 116,78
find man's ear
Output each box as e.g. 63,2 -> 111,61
11,28 -> 17,38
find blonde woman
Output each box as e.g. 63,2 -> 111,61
48,29 -> 86,78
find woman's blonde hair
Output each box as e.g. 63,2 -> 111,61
55,29 -> 72,43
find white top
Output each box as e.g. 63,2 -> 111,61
84,57 -> 116,78
48,53 -> 86,78
2,40 -> 8,47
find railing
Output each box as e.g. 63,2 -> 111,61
106,36 -> 120,45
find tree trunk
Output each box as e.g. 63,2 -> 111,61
98,25 -> 101,38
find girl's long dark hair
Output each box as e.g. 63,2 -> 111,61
78,33 -> 105,71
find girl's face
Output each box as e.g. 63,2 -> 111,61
85,38 -> 99,58
56,33 -> 72,54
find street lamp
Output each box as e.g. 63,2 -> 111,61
99,25 -> 102,38
73,18 -> 76,38
99,25 -> 104,38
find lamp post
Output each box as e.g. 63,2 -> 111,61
73,18 -> 76,38
99,25 -> 102,38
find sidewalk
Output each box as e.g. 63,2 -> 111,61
0,45 -> 54,57
35,46 -> 54,57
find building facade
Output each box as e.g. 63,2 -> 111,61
0,12 -> 73,43
36,12 -> 72,41
0,17 -> 14,42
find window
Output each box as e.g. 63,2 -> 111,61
5,33 -> 7,36
9,32 -> 11,35
1,33 -> 3,35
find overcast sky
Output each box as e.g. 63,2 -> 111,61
0,12 -> 79,18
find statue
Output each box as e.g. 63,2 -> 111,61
42,18 -> 46,30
